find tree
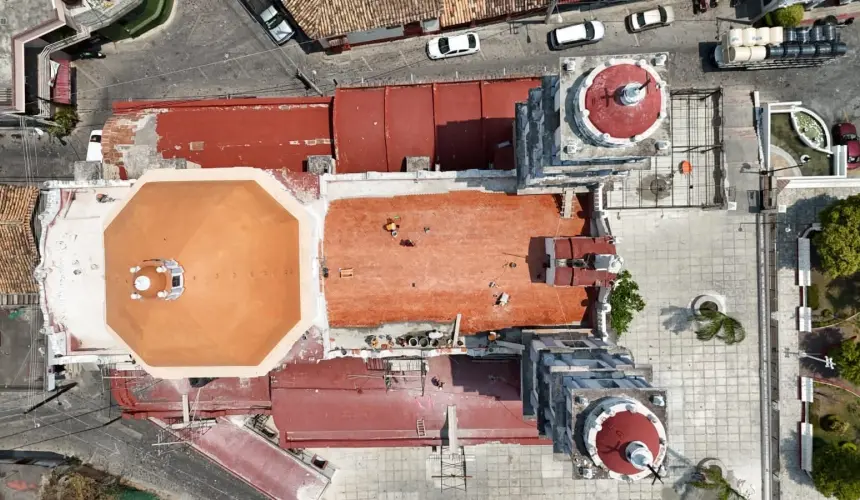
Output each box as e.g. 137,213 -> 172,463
609,270 -> 646,337
832,340 -> 860,386
689,465 -> 747,500
48,105 -> 78,139
822,414 -> 851,434
695,310 -> 746,345
814,195 -> 860,278
813,441 -> 860,500
771,5 -> 805,27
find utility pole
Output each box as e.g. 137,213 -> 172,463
544,0 -> 563,24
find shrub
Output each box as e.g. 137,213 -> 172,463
48,105 -> 78,139
848,400 -> 860,417
609,270 -> 646,338
808,284 -> 821,310
772,5 -> 805,27
813,441 -> 860,500
823,414 -> 851,434
833,341 -> 860,386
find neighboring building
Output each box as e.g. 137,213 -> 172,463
283,0 -> 635,50
0,185 -> 40,302
2,0 -> 144,117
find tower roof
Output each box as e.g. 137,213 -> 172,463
103,168 -> 319,378
594,411 -> 661,476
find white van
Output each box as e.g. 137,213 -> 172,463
549,21 -> 605,50
86,130 -> 103,162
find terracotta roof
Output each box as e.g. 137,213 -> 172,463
0,185 -> 38,294
440,0 -> 547,27
103,169 -> 320,378
595,411 -> 661,475
283,0 -> 442,39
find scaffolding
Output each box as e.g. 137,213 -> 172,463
353,358 -> 428,395
606,89 -> 724,209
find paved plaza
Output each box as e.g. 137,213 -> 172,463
312,208 -> 764,500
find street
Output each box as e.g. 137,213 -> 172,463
1,0 -> 858,179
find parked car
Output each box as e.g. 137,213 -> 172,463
627,6 -> 675,33
548,21 -> 605,50
427,33 -> 480,60
834,122 -> 860,169
239,0 -> 295,45
86,130 -> 103,162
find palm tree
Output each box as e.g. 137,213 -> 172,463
694,308 -> 746,345
689,465 -> 748,500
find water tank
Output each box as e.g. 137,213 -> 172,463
749,46 -> 767,61
796,28 -> 810,44
832,42 -> 848,56
766,45 -> 786,58
729,46 -> 752,62
815,42 -> 833,56
728,28 -> 744,47
810,26 -> 824,42
756,27 -> 771,46
769,26 -> 784,45
743,27 -> 758,46
799,44 -> 817,57
785,29 -> 798,43
823,24 -> 839,41
782,44 -> 801,58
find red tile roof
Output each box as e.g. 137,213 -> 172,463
324,191 -> 591,333
0,185 -> 39,294
334,79 -> 539,172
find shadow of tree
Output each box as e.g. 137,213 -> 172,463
781,430 -> 817,489
777,193 -> 837,270
800,328 -> 845,378
662,305 -> 694,335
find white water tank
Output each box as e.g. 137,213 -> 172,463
728,28 -> 744,47
743,27 -> 758,46
729,46 -> 752,62
749,46 -> 767,61
769,26 -> 784,45
756,27 -> 771,46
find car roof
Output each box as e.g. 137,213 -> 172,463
838,122 -> 858,134
446,33 -> 474,51
555,22 -> 589,43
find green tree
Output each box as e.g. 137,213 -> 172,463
48,105 -> 79,139
772,5 -> 805,27
832,340 -> 860,386
823,414 -> 851,434
609,270 -> 646,337
695,310 -> 746,345
689,465 -> 747,500
815,195 -> 860,277
813,441 -> 860,500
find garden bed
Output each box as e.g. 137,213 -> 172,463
770,113 -> 831,176
811,382 -> 860,447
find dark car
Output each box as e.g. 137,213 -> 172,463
834,122 -> 860,169
238,0 -> 295,45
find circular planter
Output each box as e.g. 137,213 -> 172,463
789,107 -> 832,154
691,294 -> 727,316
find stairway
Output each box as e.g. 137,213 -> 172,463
416,419 -> 426,438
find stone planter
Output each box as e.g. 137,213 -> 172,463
691,293 -> 727,316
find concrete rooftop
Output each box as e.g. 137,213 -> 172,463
1,0 -> 58,104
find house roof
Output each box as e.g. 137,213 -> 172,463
0,185 -> 39,294
323,190 -> 591,333
282,0 -> 442,39
440,0 -> 546,27
102,168 -> 320,379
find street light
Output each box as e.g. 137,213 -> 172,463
760,155 -> 810,175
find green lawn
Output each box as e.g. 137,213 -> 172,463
811,383 -> 860,447
770,112 -> 832,176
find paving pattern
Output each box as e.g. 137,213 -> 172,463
613,209 -> 762,499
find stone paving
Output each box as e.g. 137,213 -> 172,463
612,209 -> 762,499
312,209 -> 764,500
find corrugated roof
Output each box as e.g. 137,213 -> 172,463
283,0 -> 442,39
0,185 -> 39,294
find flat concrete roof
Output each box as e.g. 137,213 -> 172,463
1,0 -> 58,106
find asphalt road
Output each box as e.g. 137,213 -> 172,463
1,0 -> 859,180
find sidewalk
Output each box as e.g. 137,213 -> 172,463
800,2 -> 860,24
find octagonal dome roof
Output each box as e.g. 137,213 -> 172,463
103,168 -> 319,379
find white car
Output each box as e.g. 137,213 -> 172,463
86,130 -> 103,162
427,33 -> 480,60
627,6 -> 675,33
549,21 -> 605,50
259,6 -> 295,45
